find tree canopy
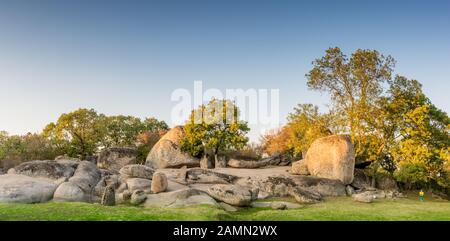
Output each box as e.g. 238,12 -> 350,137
181,99 -> 250,158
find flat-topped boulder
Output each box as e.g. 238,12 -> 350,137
144,188 -> 217,208
7,160 -> 77,180
289,187 -> 322,204
0,174 -> 58,203
119,164 -> 154,180
126,178 -> 152,193
97,147 -> 137,172
185,168 -> 238,184
207,184 -> 256,206
145,126 -> 200,169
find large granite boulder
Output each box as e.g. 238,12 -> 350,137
119,164 -> 154,180
97,147 -> 137,172
0,174 -> 58,203
145,126 -> 200,169
68,161 -> 101,192
53,161 -> 101,202
304,135 -> 355,184
207,184 -> 256,206
53,182 -> 86,202
7,160 -> 77,180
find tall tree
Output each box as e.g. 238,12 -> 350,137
181,99 -> 250,161
381,76 -> 450,189
101,115 -> 143,148
43,108 -> 104,158
306,47 -> 395,162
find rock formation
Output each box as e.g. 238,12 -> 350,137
97,147 -> 137,172
291,135 -> 355,185
145,126 -> 200,169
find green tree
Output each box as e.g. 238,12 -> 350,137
0,132 -> 65,170
381,76 -> 450,189
142,117 -> 169,132
101,115 -> 143,148
306,47 -> 395,162
181,99 -> 250,161
43,108 -> 104,158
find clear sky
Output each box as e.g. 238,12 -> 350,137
0,0 -> 449,142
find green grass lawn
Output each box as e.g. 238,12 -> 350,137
0,195 -> 449,221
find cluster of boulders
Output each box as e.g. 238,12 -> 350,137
0,126 -> 411,211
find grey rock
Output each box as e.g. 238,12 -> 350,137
207,184 -> 253,206
345,185 -> 355,196
250,188 -> 259,201
168,195 -> 218,208
166,180 -> 188,192
351,169 -> 372,190
126,178 -> 152,193
271,202 -> 287,210
116,190 -> 131,204
177,166 -> 188,183
53,182 -> 86,202
227,155 -> 281,169
236,174 -> 346,198
352,192 -> 374,203
251,201 -> 302,209
144,188 -> 214,208
0,174 -> 58,203
97,147 -> 137,172
290,187 -> 322,204
186,168 -> 238,184
117,182 -> 128,193
130,190 -> 147,205
53,161 -> 101,202
219,202 -> 238,212
119,164 -> 154,180
375,174 -> 399,191
8,160 -> 76,180
101,185 -> 115,206
69,161 -> 101,194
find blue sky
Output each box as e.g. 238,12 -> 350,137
0,0 -> 449,142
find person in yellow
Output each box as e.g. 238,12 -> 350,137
419,190 -> 425,202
